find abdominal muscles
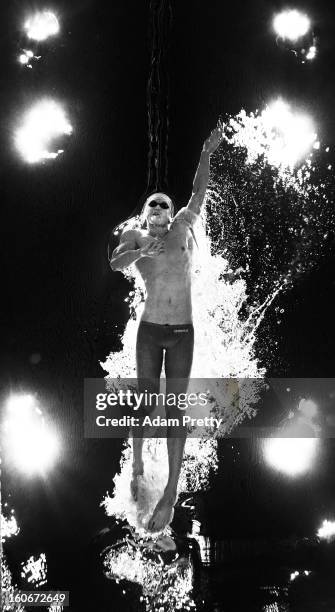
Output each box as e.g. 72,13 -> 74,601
137,251 -> 193,325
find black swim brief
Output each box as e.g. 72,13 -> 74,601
136,321 -> 194,381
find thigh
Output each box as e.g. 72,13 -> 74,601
165,326 -> 194,386
136,323 -> 164,387
136,323 -> 163,417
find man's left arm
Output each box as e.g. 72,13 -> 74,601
187,126 -> 224,215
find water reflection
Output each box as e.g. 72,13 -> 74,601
100,521 -> 200,611
96,509 -> 335,611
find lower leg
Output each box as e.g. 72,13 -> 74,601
130,435 -> 144,501
147,412 -> 187,532
165,426 -> 187,500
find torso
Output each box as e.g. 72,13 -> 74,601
134,219 -> 194,324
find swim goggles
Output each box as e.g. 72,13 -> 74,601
148,200 -> 170,209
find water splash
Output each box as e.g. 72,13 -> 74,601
102,437 -> 218,534
104,536 -> 196,612
1,509 -> 20,540
1,557 -> 24,611
1,508 -> 52,608
226,101 -> 317,170
263,604 -> 289,612
21,553 -> 47,587
211,109 -> 335,310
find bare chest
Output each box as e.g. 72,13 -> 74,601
135,226 -> 193,279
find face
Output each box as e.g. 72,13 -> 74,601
143,193 -> 173,226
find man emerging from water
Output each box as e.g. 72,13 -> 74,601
110,126 -> 223,531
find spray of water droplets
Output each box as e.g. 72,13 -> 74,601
1,559 -> 24,611
263,604 -> 289,612
104,536 -> 196,611
102,437 -> 218,535
1,509 -> 20,540
1,508 -> 22,611
21,553 -> 48,587
212,107 -> 335,305
101,440 -> 214,607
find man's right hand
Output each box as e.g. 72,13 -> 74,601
139,237 -> 165,258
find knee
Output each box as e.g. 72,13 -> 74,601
135,403 -> 156,420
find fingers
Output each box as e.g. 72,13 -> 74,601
140,237 -> 166,258
146,242 -> 165,257
212,126 -> 224,141
148,248 -> 164,257
205,126 -> 223,146
149,241 -> 164,251
152,239 -> 165,248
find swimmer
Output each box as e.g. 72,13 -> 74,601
110,126 -> 223,531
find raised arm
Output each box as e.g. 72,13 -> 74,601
187,126 -> 223,215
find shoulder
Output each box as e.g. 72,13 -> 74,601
119,228 -> 142,246
120,228 -> 141,240
171,206 -> 200,227
110,228 -> 142,257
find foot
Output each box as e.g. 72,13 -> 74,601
147,491 -> 177,532
130,462 -> 144,502
152,535 -> 177,552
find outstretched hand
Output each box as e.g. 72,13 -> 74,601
203,123 -> 224,154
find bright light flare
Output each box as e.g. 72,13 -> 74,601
15,100 -> 73,163
273,10 -> 311,42
226,101 -> 318,171
317,519 -> 335,541
262,100 -> 317,167
19,50 -> 34,64
262,438 -> 318,476
24,11 -> 59,41
3,393 -> 60,475
19,53 -> 29,65
306,45 -> 317,61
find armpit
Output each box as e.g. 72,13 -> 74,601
172,206 -> 200,227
